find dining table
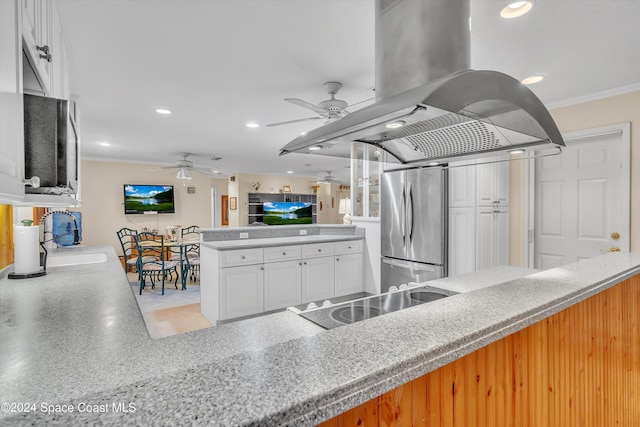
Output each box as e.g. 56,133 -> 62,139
138,236 -> 200,290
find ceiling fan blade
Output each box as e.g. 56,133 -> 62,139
284,98 -> 327,114
265,117 -> 322,127
159,165 -> 179,170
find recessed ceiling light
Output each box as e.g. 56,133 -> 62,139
287,170 -> 294,174
245,122 -> 259,128
521,75 -> 544,85
500,1 -> 534,19
155,108 -> 172,115
308,145 -> 322,151
427,161 -> 440,166
509,149 -> 526,154
386,120 -> 406,129
213,170 -> 221,175
98,141 -> 111,147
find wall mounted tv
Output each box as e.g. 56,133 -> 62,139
124,184 -> 175,214
263,202 -> 312,225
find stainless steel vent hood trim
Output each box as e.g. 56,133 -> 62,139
279,0 -> 565,164
280,69 -> 564,164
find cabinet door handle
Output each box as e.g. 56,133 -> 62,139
282,252 -> 286,255
336,258 -> 340,261
318,249 -> 322,252
303,262 -> 307,265
260,267 -> 264,270
36,45 -> 52,62
241,255 -> 246,259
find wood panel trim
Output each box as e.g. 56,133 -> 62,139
320,275 -> 640,426
0,205 -> 13,269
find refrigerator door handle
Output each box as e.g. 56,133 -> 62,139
407,182 -> 414,244
382,257 -> 437,272
401,186 -> 406,246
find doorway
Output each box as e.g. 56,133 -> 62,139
532,123 -> 630,269
221,195 -> 229,226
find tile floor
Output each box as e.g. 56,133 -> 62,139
128,272 -> 213,339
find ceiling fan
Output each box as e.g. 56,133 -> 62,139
266,82 -> 372,127
317,171 -> 343,184
159,153 -> 214,179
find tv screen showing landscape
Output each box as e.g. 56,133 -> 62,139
263,202 -> 312,225
124,184 -> 175,214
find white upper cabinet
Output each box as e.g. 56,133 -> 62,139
22,0 -> 53,95
448,160 -> 476,208
476,156 -> 509,207
352,143 -> 383,220
0,0 -> 26,203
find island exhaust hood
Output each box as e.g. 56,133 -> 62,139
280,0 -> 564,165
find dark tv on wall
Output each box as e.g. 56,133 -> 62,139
263,202 -> 312,225
124,184 -> 175,214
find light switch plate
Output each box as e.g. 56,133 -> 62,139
299,230 -> 307,235
239,232 -> 249,239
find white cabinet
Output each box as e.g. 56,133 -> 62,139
50,0 -> 69,100
219,264 -> 264,320
476,208 -> 509,270
448,207 -> 476,276
264,260 -> 302,311
476,157 -> 509,207
22,0 -> 53,95
335,253 -> 363,297
334,240 -> 363,297
352,143 -> 383,219
202,240 -> 364,324
0,0 -> 26,203
301,256 -> 335,302
448,158 -> 510,276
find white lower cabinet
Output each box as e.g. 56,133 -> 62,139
264,260 -> 302,311
334,253 -> 363,297
301,256 -> 335,302
476,208 -> 509,270
211,241 -> 363,323
219,264 -> 264,320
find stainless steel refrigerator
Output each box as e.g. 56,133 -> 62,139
381,167 -> 447,293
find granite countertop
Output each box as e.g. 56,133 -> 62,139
201,234 -> 363,250
1,245 -> 639,426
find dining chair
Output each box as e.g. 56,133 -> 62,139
116,227 -> 159,273
181,225 -> 200,238
183,243 -> 201,283
133,232 -> 179,295
180,225 -> 200,282
116,227 -> 140,273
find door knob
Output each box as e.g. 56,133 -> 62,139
611,232 -> 620,240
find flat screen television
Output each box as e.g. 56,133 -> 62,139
263,202 -> 312,225
124,184 -> 175,214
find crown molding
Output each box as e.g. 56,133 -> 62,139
548,82 -> 640,110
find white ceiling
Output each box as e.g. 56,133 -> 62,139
56,0 -> 640,183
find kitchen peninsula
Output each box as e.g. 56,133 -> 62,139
0,244 -> 639,425
198,224 -> 365,324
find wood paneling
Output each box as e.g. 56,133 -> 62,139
0,205 -> 13,269
319,275 -> 640,426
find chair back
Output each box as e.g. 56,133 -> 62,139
134,232 -> 165,261
181,225 -> 200,238
116,227 -> 138,262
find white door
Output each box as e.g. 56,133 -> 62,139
534,124 -> 630,269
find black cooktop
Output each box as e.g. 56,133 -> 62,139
299,287 -> 451,330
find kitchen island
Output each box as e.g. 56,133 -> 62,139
1,244 -> 639,425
